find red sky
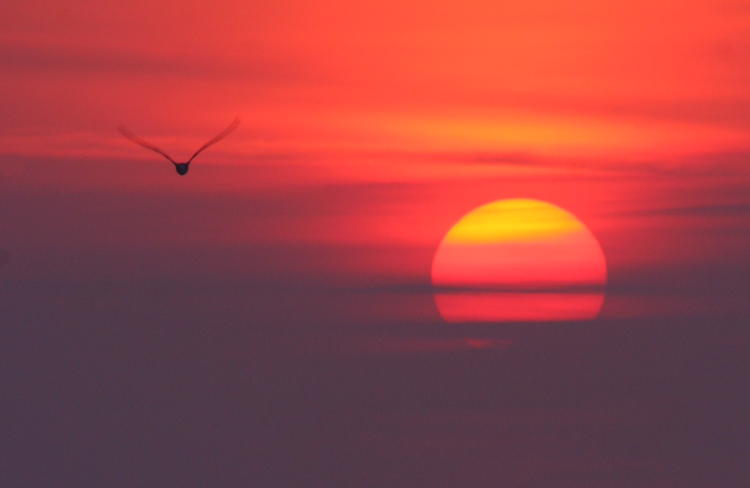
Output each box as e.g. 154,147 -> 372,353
2,0 -> 750,320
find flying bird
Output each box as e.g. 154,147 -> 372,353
118,118 -> 240,175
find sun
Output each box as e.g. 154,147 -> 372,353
431,198 -> 607,322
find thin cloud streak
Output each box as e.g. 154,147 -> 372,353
0,40 -> 306,81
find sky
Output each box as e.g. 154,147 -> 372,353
4,0 -> 750,486
3,0 -> 750,298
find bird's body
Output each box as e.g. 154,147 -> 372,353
118,118 -> 240,175
174,163 -> 190,175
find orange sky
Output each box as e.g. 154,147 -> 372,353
4,0 -> 750,159
3,0 -> 750,319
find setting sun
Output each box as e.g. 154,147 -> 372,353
432,199 -> 607,322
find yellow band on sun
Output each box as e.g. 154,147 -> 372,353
443,198 -> 584,244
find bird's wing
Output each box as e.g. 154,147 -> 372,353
118,126 -> 177,164
187,118 -> 240,163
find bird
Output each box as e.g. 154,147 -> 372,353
118,118 -> 240,175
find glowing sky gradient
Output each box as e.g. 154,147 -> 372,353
5,0 -> 750,159
2,0 -> 750,322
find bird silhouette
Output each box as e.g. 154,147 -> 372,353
118,118 -> 240,175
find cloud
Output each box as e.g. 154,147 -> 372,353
358,148 -> 750,179
0,39 -> 303,82
619,203 -> 750,218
